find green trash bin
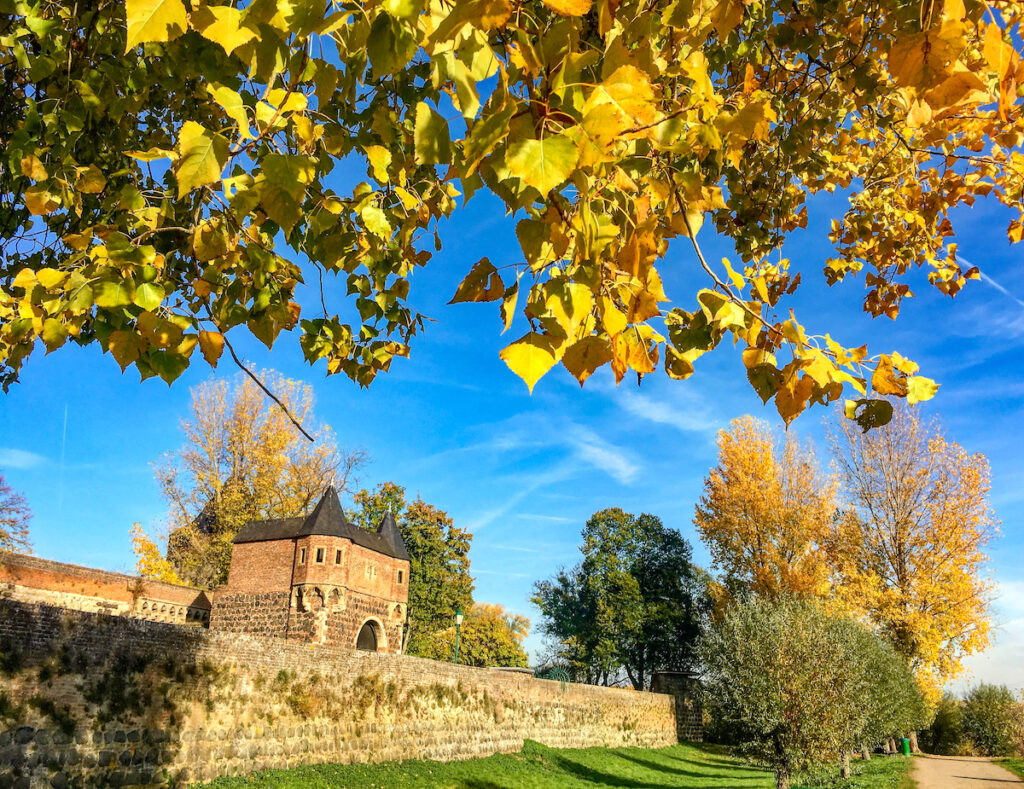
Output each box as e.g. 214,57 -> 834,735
901,737 -> 911,756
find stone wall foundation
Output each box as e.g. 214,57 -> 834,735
0,600 -> 690,788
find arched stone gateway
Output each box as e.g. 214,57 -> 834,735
356,619 -> 386,652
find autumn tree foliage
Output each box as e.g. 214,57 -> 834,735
8,0 -> 1024,424
694,416 -> 839,604
828,404 -> 999,696
0,472 -> 31,553
353,482 -> 474,657
129,522 -> 183,584
417,603 -> 530,668
533,507 -> 709,689
133,370 -> 364,588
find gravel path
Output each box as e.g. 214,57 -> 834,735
913,755 -> 1023,788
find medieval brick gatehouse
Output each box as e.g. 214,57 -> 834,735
210,486 -> 411,653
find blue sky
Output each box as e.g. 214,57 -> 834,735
1,165 -> 1021,690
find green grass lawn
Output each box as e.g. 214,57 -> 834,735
998,758 -> 1024,780
194,740 -> 914,789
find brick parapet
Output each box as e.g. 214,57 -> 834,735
0,552 -> 211,628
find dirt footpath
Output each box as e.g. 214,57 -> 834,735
913,755 -> 1023,788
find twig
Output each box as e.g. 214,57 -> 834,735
201,300 -> 316,442
220,332 -> 316,443
678,198 -> 784,343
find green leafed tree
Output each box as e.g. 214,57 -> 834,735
846,617 -> 929,770
353,482 -> 474,657
700,596 -> 878,789
7,0 -> 1024,426
961,683 -> 1023,757
920,694 -> 966,756
533,507 -> 709,690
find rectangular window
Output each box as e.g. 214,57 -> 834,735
398,570 -> 403,584
335,549 -> 342,565
315,548 -> 325,564
299,548 -> 306,564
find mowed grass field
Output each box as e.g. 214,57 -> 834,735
195,740 -> 914,789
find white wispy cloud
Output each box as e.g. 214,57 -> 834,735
463,463 -> 575,532
515,514 -> 575,523
473,568 -> 534,579
946,258 -> 1024,342
483,543 -> 546,553
618,387 -> 720,435
0,448 -> 46,470
980,269 -> 1024,311
567,425 -> 639,484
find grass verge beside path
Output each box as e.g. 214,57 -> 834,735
195,740 -> 915,789
999,758 -> 1024,780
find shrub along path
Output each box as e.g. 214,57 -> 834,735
913,755 -> 1024,788
195,740 -> 912,789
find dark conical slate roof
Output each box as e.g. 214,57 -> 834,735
232,486 -> 411,562
376,510 -> 411,562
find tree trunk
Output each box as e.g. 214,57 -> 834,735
776,769 -> 790,789
887,737 -> 897,754
841,752 -> 851,779
883,739 -> 893,754
909,731 -> 920,754
861,746 -> 871,761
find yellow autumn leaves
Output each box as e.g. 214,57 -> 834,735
698,411 -> 999,698
7,0 -> 1024,421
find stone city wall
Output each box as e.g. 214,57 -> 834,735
0,599 -> 688,788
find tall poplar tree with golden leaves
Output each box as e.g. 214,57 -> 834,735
828,404 -> 998,698
694,415 -> 839,605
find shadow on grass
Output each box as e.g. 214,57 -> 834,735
610,751 -> 768,782
545,753 -> 686,789
668,751 -> 758,771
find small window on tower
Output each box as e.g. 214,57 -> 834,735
315,548 -> 325,563
299,548 -> 306,564
335,549 -> 342,565
398,570 -> 403,584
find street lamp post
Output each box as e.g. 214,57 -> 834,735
453,608 -> 464,665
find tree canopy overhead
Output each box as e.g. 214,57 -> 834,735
3,0 -> 1022,426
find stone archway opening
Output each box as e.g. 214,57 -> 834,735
355,620 -> 381,652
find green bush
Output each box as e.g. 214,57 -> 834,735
961,684 -> 1021,757
919,694 -> 964,755
700,597 -> 877,789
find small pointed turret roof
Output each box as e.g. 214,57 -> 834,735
376,511 -> 411,562
232,487 -> 411,563
296,485 -> 349,538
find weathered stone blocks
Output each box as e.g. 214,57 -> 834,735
0,599 -> 696,788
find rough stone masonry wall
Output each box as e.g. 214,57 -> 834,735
0,599 -> 683,788
209,591 -> 291,639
